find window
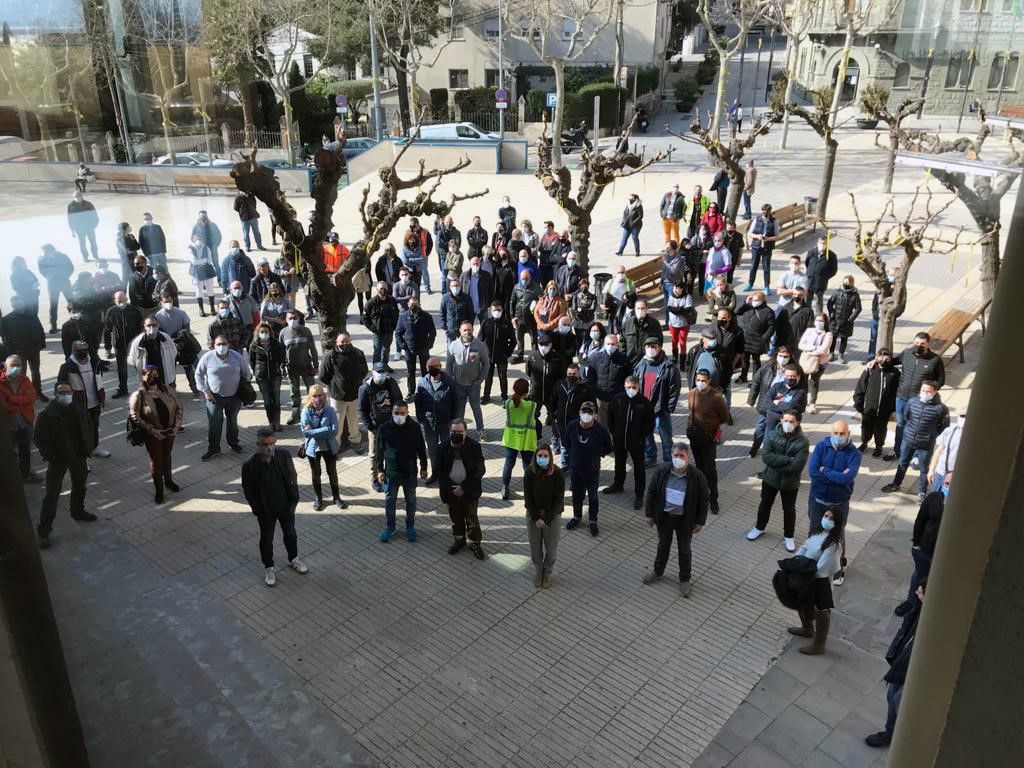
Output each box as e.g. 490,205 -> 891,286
448,69 -> 469,89
893,62 -> 911,89
484,18 -> 500,40
945,52 -> 976,88
450,15 -> 465,40
1002,0 -> 1017,11
959,0 -> 989,10
562,19 -> 576,41
456,125 -> 482,138
485,68 -> 499,88
988,52 -> 1020,90
303,53 -> 314,78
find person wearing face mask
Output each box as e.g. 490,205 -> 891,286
881,332 -> 945,459
103,290 -> 144,397
403,216 -> 434,293
259,284 -> 293,338
374,401 -> 428,542
129,366 -> 182,503
601,266 -> 634,334
524,444 -> 565,588
552,362 -> 595,468
414,357 -> 456,484
207,299 -> 246,351
434,215 -> 462,285
554,228 -> 573,271
273,252 -> 299,307
704,232 -> 732,292
712,308 -> 743,418
226,280 -> 259,346
744,203 -> 778,293
790,508 -> 844,654
392,267 -> 419,312
154,294 -> 202,396
57,339 -> 109,457
500,378 -> 538,499
707,175 -> 728,222
605,375 -> 655,509
620,299 -> 663,364
807,421 -> 861,541
241,427 -> 306,587
531,280 -> 564,338
686,370 -> 729,514
446,321 -> 489,439
2,295 -> 47,401
686,185 -> 711,239
249,259 -> 283,305
684,331 -> 725,391
191,211 -> 223,286
438,419 -> 487,559
319,333 -> 368,452
61,300 -> 103,359
659,184 -> 686,244
0,355 -> 40,482
439,276 -> 476,342
774,287 -> 814,352
33,382 -> 97,548
466,216 -> 488,260
928,413 -> 964,492
187,233 -> 220,317
553,250 -> 582,298
510,270 -> 541,362
642,442 -> 710,598
526,332 -> 568,445
853,348 -> 900,457
564,401 -> 613,536
497,197 -> 517,235
826,274 -> 862,364
735,291 -> 776,384
491,221 -> 509,253
128,318 -> 178,390
361,280 -> 401,369
616,194 -> 644,257
568,274 -> 596,332
375,243 -> 405,292
585,333 -> 630,427
761,364 -> 807,454
890,473 -> 948,619
151,265 -> 178,308
551,317 -> 578,363
507,228 -> 528,262
577,321 -> 605,376
775,255 -> 808,314
634,337 -> 681,467
490,246 -> 515,308
115,222 -> 140,287
359,362 -> 405,491
138,212 -> 167,271
747,410 -> 809,551
746,347 -> 793,455
460,256 -> 493,321
300,385 -> 348,511
67,190 -> 99,261
249,322 -> 286,430
704,273 -> 736,323
882,381 -> 949,502
442,243 -> 465,295
797,313 -> 833,414
196,337 -> 251,462
804,235 -> 839,313
279,311 -> 318,425
233,190 -> 264,250
395,297 -> 437,399
722,220 -> 745,285
220,242 -> 255,301
127,256 -> 158,313
479,301 -> 515,403
38,243 -> 75,334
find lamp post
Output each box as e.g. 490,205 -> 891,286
498,0 -> 505,139
956,8 -> 983,134
368,2 -> 384,141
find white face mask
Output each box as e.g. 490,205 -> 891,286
116,301 -> 127,309
162,302 -> 173,311
372,373 -> 385,384
752,301 -> 764,308
491,310 -> 503,319
393,414 -> 407,425
605,344 -> 617,355
777,355 -> 790,365
615,274 -> 625,282
71,312 -> 82,320
144,327 -> 158,336
579,413 -> 594,425
231,289 -> 242,298
451,285 -> 461,295
815,321 -> 826,330
920,392 -> 935,403
539,345 -> 551,355
566,259 -> 576,267
288,319 -> 299,329
401,275 -> 410,284
695,381 -> 709,391
625,387 -> 638,399
259,333 -> 270,342
634,309 -> 647,320
790,264 -> 799,273
215,344 -> 229,356
781,421 -> 797,434
644,347 -> 658,360
672,457 -> 687,470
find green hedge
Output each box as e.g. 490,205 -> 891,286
454,86 -> 496,112
628,66 -> 660,96
573,82 -> 627,128
429,88 -> 449,118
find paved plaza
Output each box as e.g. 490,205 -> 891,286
1,96 -> 1007,766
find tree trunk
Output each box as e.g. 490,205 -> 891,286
828,23 -> 853,125
569,207 -> 594,272
779,46 -> 796,149
979,230 -> 1000,304
613,0 -> 624,87
551,60 -> 566,168
160,106 -> 176,163
396,44 -> 412,132
238,68 -> 256,147
877,293 -> 900,353
710,57 -> 730,139
282,98 -> 295,164
815,138 -> 838,221
884,127 -> 898,194
409,66 -> 421,128
724,167 -> 743,221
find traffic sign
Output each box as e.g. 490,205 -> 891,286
546,92 -> 558,108
494,87 -> 509,103
335,93 -> 348,108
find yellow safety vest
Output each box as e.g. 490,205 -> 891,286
502,399 -> 538,452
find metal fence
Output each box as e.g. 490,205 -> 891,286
419,110 -> 518,133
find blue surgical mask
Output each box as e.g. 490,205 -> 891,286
941,486 -> 950,498
821,517 -> 835,531
548,289 -> 556,298
830,435 -> 848,449
259,333 -> 270,342
215,344 -> 229,356
57,394 -> 73,405
590,330 -> 601,341
536,456 -> 550,469
7,366 -> 21,377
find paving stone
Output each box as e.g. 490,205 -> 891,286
756,704 -> 831,764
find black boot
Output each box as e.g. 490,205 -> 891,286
197,298 -> 207,318
749,436 -> 763,458
882,467 -> 907,493
208,297 -> 217,315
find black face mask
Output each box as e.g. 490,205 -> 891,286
566,376 -> 578,385
718,320 -> 729,328
785,379 -> 798,388
75,351 -> 89,361
450,432 -> 465,445
914,346 -> 927,356
428,368 -> 442,378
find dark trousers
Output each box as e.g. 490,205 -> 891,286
448,494 -> 481,544
257,506 -> 297,568
483,358 -> 509,399
48,280 -> 73,329
14,424 -> 33,476
809,287 -> 826,314
907,546 -> 932,603
755,482 -> 797,538
24,350 -> 43,395
534,396 -> 555,442
288,370 -> 314,414
423,425 -> 443,478
87,405 -> 101,450
308,451 -> 339,500
653,513 -> 694,582
206,393 -> 241,451
405,350 -> 429,395
570,465 -> 600,521
74,228 -> 98,261
861,411 -> 890,449
829,335 -> 850,356
384,475 -> 418,529
502,448 -> 534,486
373,331 -> 394,366
747,247 -> 771,288
885,683 -> 904,737
739,351 -> 762,381
613,441 -> 646,500
114,350 -> 129,393
514,322 -> 536,356
257,377 -> 282,426
690,437 -> 719,507
143,432 -> 175,492
39,458 -> 88,535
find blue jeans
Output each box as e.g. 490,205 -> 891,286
384,475 -> 418,530
644,412 -> 674,463
752,412 -> 768,447
722,382 -> 733,408
898,442 -> 931,495
742,191 -> 752,219
241,218 -> 263,249
618,226 -> 641,256
452,381 -> 484,432
406,255 -> 430,292
257,377 -> 282,425
868,317 -> 879,356
206,393 -> 241,451
570,466 -> 600,521
502,447 -> 534,486
885,683 -> 903,736
373,330 -> 394,366
807,495 -> 849,532
893,397 -> 908,454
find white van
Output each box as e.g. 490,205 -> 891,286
415,122 -> 500,141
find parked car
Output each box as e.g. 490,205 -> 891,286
152,152 -> 233,167
342,138 -> 378,160
414,123 -> 499,142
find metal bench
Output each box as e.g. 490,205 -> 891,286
171,174 -> 238,195
927,300 -> 990,363
93,170 -> 150,193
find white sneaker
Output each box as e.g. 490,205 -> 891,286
93,448 -> 111,458
264,567 -> 276,586
746,527 -> 764,541
784,537 -> 796,552
289,558 -> 309,574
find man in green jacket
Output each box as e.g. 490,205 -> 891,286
747,410 -> 810,552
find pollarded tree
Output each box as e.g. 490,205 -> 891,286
858,83 -> 924,194
772,80 -> 838,221
845,184 -> 968,352
535,114 -> 667,271
767,0 -> 817,150
230,127 -> 487,343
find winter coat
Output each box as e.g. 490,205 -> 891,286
395,308 -> 437,355
438,437 -> 486,502
534,294 -> 567,333
249,339 -> 285,381
713,320 -> 744,377
127,330 -> 179,387
67,199 -> 99,232
761,423 -> 810,491
0,370 -> 36,424
900,395 -> 950,450
128,268 -> 158,310
497,205 -> 517,234
705,285 -> 737,316
736,303 -> 776,355
439,292 -> 476,337
747,359 -> 786,413
563,419 -> 613,470
465,225 -> 488,259
38,249 -> 75,286
61,317 -> 103,359
479,316 -> 516,363
435,224 -> 461,257
620,314 -> 664,362
374,417 -> 427,479
358,376 -> 404,430
913,491 -> 945,555
278,325 -> 318,375
414,372 -> 457,433
2,310 -> 46,355
608,391 -> 655,448
633,352 -> 681,414
644,463 -> 710,526
775,304 -> 814,350
233,193 -> 259,220
493,264 -> 517,307
804,248 -> 839,292
511,281 -> 541,324
571,290 -> 598,330
884,606 -> 921,686
586,348 -> 631,401
552,379 -> 595,430
765,380 -> 808,429
222,251 -> 256,292
826,286 -> 862,337
103,303 -> 144,354
11,265 -> 39,302
56,355 -> 106,409
524,465 -> 566,523
700,209 -> 725,235
34,400 -> 92,464
404,226 -> 433,259
556,263 -> 585,296
659,192 -> 685,220
526,350 -> 568,404
375,252 -> 405,287
138,223 -> 167,257
620,202 -> 644,230
853,363 -> 900,417
894,348 -> 945,400
192,220 -> 222,258
461,268 -> 494,312
684,344 -> 726,390
249,272 -> 283,305
128,384 -> 182,435
319,346 -> 368,401
300,404 -> 340,457
241,450 -> 299,517
362,294 -> 400,336
808,438 -> 861,504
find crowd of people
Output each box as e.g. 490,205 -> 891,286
0,182 -> 961,662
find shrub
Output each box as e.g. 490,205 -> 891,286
454,86 -> 497,112
429,88 -> 449,118
673,76 -> 700,104
628,66 -> 660,96
565,65 -> 613,92
573,82 -> 627,128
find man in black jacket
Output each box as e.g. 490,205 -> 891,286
319,332 -> 368,452
552,362 -> 594,468
138,212 -> 168,270
620,299 -> 663,363
605,376 -> 655,509
241,427 -> 306,587
395,298 -> 437,398
359,362 -> 405,491
38,244 -> 75,333
894,477 -> 947,617
713,307 -> 744,418
465,216 -> 488,260
33,382 -> 96,548
865,580 -> 927,748
374,400 -> 428,542
586,334 -> 631,428
479,301 -> 515,403
461,257 -> 493,321
438,419 -> 487,559
853,348 -> 900,456
804,235 -> 839,313
128,255 -> 158,313
527,333 -> 568,446
67,191 -> 99,261
3,295 -> 48,400
103,290 -> 144,397
249,259 -> 282,304
363,280 -> 401,369
887,332 -> 946,459
234,191 -> 264,250
642,442 -> 710,598
61,301 -> 103,359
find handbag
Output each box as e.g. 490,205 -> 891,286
194,261 -> 217,281
237,377 -> 257,406
126,416 -> 146,447
800,349 -> 823,374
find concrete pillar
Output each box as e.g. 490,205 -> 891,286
888,187 -> 1024,765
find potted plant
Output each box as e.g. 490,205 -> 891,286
674,76 -> 700,112
856,116 -> 879,129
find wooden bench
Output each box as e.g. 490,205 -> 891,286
625,255 -> 665,309
998,105 -> 1024,118
93,170 -> 149,193
927,300 -> 990,363
171,174 -> 237,195
762,201 -> 815,245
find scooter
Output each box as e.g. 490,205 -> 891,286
560,121 -> 593,154
635,106 -> 649,133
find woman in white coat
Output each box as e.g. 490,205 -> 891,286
188,233 -> 219,318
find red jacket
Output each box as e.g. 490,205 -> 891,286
701,210 -> 726,235
0,370 -> 37,424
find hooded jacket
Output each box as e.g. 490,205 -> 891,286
633,351 -> 681,414
736,303 -> 776,355
0,370 -> 36,424
761,423 -> 810,491
827,285 -> 862,337
853,362 -> 900,417
358,375 -> 404,430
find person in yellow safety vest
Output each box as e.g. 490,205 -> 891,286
601,266 -> 635,334
501,377 -> 537,500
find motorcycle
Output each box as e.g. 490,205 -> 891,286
634,106 -> 649,133
560,121 -> 593,154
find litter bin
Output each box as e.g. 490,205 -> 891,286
804,196 -> 818,216
593,272 -> 613,321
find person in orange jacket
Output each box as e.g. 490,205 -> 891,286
321,232 -> 349,275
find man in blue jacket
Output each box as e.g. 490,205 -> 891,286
808,419 -> 861,531
396,298 -> 437,399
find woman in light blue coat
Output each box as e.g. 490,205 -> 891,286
300,384 -> 347,510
